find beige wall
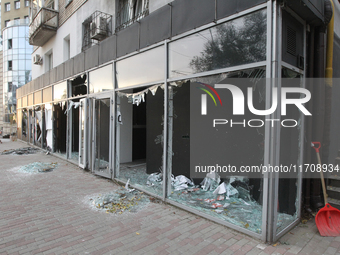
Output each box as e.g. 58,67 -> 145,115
1,0 -> 29,29
58,0 -> 87,27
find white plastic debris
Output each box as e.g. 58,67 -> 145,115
213,182 -> 227,195
172,175 -> 194,191
146,173 -> 162,186
125,179 -> 135,192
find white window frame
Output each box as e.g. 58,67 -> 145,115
15,1 -> 20,9
5,3 -> 10,12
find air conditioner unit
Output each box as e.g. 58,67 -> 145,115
90,17 -> 107,41
33,54 -> 42,65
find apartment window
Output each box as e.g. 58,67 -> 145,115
4,20 -> 10,27
5,3 -> 10,11
8,39 -> 12,49
15,1 -> 20,9
64,36 -> 70,61
24,16 -> 29,24
116,0 -> 149,32
8,61 -> 12,71
45,52 -> 53,72
25,0 -> 29,7
14,17 -> 20,25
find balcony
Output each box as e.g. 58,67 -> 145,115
29,7 -> 58,46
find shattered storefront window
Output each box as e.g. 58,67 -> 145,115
67,99 -> 81,163
116,84 -> 164,197
93,98 -> 110,174
276,69 -> 304,233
167,71 -> 267,233
34,106 -> 43,147
21,109 -> 28,142
44,104 -> 53,151
53,101 -> 67,158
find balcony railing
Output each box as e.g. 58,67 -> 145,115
29,7 -> 58,46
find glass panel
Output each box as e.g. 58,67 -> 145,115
89,64 -> 113,94
69,99 -> 81,162
17,110 -> 22,140
22,109 -> 28,142
34,106 -> 43,147
168,69 -> 266,234
79,100 -> 86,167
34,91 -> 42,105
43,87 -> 52,103
29,109 -> 34,144
169,9 -> 267,78
94,98 -> 111,175
53,81 -> 67,100
53,101 -> 67,158
116,46 -> 165,88
116,84 -> 164,197
44,104 -> 53,151
276,68 -> 303,233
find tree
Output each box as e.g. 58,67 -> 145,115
190,10 -> 267,73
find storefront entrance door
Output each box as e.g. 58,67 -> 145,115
92,94 -> 113,178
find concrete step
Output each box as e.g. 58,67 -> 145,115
327,185 -> 340,200
327,197 -> 340,210
327,175 -> 340,188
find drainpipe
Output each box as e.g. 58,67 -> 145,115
322,0 -> 334,164
310,0 -> 333,209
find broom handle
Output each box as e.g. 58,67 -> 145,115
317,151 -> 328,205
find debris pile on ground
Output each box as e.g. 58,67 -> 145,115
89,188 -> 149,214
18,162 -> 58,174
1,147 -> 40,155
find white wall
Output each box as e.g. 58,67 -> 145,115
32,0 -> 115,79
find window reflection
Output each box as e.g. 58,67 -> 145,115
169,9 -> 267,78
89,64 -> 113,93
53,82 -> 67,100
116,46 -> 164,88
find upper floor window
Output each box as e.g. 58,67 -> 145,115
8,60 -> 12,71
5,3 -> 10,12
8,39 -> 12,49
15,1 -> 20,9
116,0 -> 149,32
24,15 -> 29,24
5,20 -> 10,27
25,0 -> 29,7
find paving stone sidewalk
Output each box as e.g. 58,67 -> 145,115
0,139 -> 339,255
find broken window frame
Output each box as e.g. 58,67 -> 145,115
114,84 -> 165,199
17,2 -> 307,243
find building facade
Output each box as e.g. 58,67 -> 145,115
16,0 -> 340,242
1,0 -> 30,135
